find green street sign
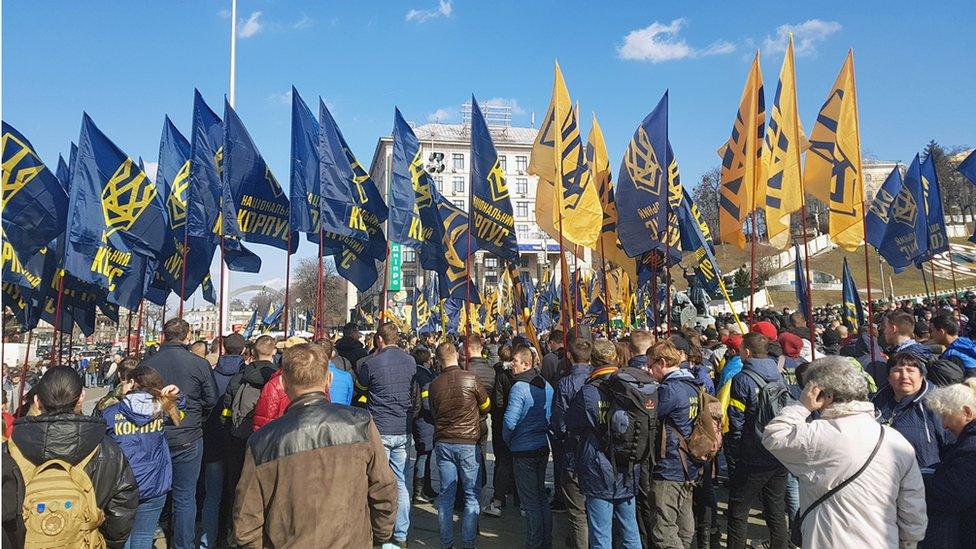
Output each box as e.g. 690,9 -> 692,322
388,242 -> 402,291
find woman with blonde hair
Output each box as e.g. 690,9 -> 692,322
923,379 -> 976,548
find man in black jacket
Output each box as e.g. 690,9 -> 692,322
139,318 -> 218,549
4,366 -> 138,548
336,322 -> 369,372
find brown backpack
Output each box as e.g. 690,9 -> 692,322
683,387 -> 725,464
7,440 -> 106,549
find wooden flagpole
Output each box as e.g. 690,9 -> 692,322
849,50 -> 876,365
790,36 -> 817,360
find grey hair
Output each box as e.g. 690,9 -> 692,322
926,379 -> 976,418
803,356 -> 869,403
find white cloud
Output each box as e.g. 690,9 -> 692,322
293,16 -> 314,30
427,107 -> 457,122
217,9 -> 230,19
268,90 -> 292,106
238,11 -> 263,39
406,0 -> 453,23
483,97 -> 526,115
618,19 -> 735,63
763,19 -> 842,57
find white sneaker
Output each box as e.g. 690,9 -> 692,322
483,500 -> 502,517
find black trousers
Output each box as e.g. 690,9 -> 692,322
636,460 -> 654,548
726,465 -> 789,549
560,471 -> 588,549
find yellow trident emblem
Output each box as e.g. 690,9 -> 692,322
1,132 -> 44,208
892,187 -> 917,226
101,158 -> 157,239
625,127 -> 663,196
487,160 -> 509,202
167,160 -> 190,229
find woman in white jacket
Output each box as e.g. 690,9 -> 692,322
762,356 -> 928,549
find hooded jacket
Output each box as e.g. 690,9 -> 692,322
942,337 -> 976,373
502,369 -> 553,454
567,366 -> 641,499
203,355 -> 245,462
923,420 -> 976,548
872,380 -> 947,469
335,337 -> 369,372
102,391 -> 184,501
140,342 -> 218,448
551,362 -> 593,473
6,414 -> 140,548
728,357 -> 792,471
654,368 -> 703,483
762,401 -> 927,549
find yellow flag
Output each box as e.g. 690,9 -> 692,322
718,52 -> 766,249
588,114 -> 637,283
803,50 -> 865,252
529,62 -> 602,249
764,36 -> 808,249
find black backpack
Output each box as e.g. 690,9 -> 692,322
594,368 -> 658,467
742,368 -> 796,439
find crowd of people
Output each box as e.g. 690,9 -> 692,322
2,291 -> 976,548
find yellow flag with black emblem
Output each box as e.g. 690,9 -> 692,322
763,36 -> 808,249
804,50 -> 865,252
588,115 -> 637,283
530,62 -> 601,249
718,52 -> 766,250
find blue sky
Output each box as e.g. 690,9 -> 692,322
5,0 -> 975,299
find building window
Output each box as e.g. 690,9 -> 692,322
485,257 -> 498,268
516,224 -> 529,240
403,272 -> 416,288
515,178 -> 528,195
453,177 -> 465,194
515,156 -> 527,172
516,201 -> 529,218
485,274 -> 498,286
435,176 -> 444,193
498,155 -> 507,172
452,199 -> 466,210
453,153 -> 464,171
402,249 -> 416,263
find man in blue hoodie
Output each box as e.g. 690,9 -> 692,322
931,313 -> 976,376
503,345 -> 554,549
872,352 -> 947,469
648,339 -> 702,549
726,332 -> 790,549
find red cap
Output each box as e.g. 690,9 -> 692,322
723,334 -> 743,353
778,332 -> 803,358
750,321 -> 778,340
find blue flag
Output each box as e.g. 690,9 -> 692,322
841,258 -> 864,332
63,114 -> 166,310
444,298 -> 463,335
867,161 -> 927,271
317,100 -> 370,244
677,196 -> 724,295
243,309 -> 258,339
223,100 -> 297,253
469,96 -> 519,262
616,92 -> 670,258
421,186 -> 479,302
2,122 -> 70,265
919,153 -> 949,258
290,88 -> 323,241
793,242 -> 810,322
390,109 -> 428,249
263,302 -> 284,331
958,148 -> 976,186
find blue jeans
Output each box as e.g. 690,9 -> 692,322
785,473 -> 800,529
585,496 -> 641,549
514,452 -> 552,549
435,443 -> 481,548
381,434 -> 412,543
168,438 -> 203,549
124,493 -> 167,549
198,460 -> 224,548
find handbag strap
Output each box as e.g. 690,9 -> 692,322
796,425 -> 885,529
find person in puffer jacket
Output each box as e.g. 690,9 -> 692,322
102,366 -> 185,549
931,313 -> 976,377
872,352 -> 948,469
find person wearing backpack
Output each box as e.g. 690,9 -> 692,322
566,339 -> 644,549
648,339 -> 708,549
726,332 -> 793,549
4,366 -> 139,548
101,366 -> 185,549
503,345 -> 554,549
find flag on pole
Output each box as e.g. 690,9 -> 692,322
958,148 -> 976,185
589,114 -> 636,281
262,302 -> 284,332
469,95 -> 519,262
865,161 -> 927,272
677,196 -> 724,296
389,108 -> 428,249
793,242 -> 810,322
804,51 -> 865,252
763,37 -> 807,249
616,92 -> 671,258
243,309 -> 257,339
841,258 -> 864,331
290,88 -> 323,240
919,153 -> 950,258
718,52 -> 766,250
2,122 -> 70,265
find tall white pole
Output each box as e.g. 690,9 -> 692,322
220,0 -> 237,336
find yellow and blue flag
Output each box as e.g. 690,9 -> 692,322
589,114 -> 636,281
469,96 -> 518,262
677,195 -> 724,296
425,189 -> 480,303
223,101 -> 297,253
390,108 -> 428,250
866,158 -> 927,272
919,154 -> 949,258
444,297 -> 463,335
243,309 -> 258,339
841,258 -> 864,331
63,114 -> 166,310
763,37 -> 807,250
616,92 -> 670,258
804,51 -> 865,252
262,301 -> 284,332
718,53 -> 765,250
2,122 -> 69,265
